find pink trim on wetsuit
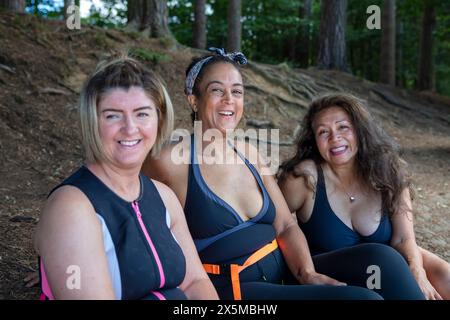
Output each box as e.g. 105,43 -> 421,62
132,201 -> 166,290
151,290 -> 166,300
40,259 -> 55,300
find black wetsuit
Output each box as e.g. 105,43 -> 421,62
39,166 -> 186,300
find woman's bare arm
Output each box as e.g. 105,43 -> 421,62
35,186 -> 115,299
390,188 -> 442,300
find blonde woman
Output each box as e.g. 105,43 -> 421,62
34,55 -> 218,300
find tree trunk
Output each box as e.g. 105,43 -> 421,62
33,0 -> 39,15
417,3 -> 436,91
317,0 -> 349,71
227,0 -> 241,52
127,0 -> 140,30
298,0 -> 312,67
380,0 -> 396,86
0,0 -> 25,12
64,0 -> 68,19
64,0 -> 73,20
193,0 -> 206,49
368,39 -> 374,80
147,0 -> 171,38
396,21 -> 404,87
127,0 -> 172,38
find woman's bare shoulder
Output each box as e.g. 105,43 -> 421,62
43,185 -> 95,218
295,159 -> 318,180
143,135 -> 190,182
35,185 -> 97,254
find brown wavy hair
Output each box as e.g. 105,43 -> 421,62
277,93 -> 413,217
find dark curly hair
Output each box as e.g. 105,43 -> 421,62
277,93 -> 413,217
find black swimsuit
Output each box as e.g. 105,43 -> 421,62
182,135 -> 425,300
185,134 -> 277,265
300,165 -> 392,256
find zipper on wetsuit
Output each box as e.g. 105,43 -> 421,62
131,201 -> 166,295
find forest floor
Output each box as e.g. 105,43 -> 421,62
0,12 -> 449,299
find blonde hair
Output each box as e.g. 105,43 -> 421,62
79,54 -> 174,163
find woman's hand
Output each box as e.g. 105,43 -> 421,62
411,266 -> 442,300
390,188 -> 442,300
298,270 -> 347,286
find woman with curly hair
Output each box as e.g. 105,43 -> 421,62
278,93 -> 450,300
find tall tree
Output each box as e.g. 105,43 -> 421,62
396,21 -> 404,87
227,0 -> 241,52
417,1 -> 436,90
0,0 -> 25,12
63,0 -> 73,20
127,0 -> 140,30
32,0 -> 39,15
298,0 -> 312,67
380,0 -> 396,86
127,0 -> 172,38
317,0 -> 349,71
193,0 -> 206,49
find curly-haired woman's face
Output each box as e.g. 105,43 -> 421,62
312,106 -> 358,168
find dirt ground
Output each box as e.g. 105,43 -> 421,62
0,13 -> 448,299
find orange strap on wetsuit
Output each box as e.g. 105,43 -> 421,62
203,239 -> 278,300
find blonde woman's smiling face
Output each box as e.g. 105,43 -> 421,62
97,86 -> 159,169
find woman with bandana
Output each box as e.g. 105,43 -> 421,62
143,48 -> 424,300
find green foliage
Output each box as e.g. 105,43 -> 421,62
25,0 -> 64,18
84,0 -> 127,28
168,0 -> 194,46
159,35 -> 178,49
19,0 -> 450,97
25,0 -> 127,28
346,0 -> 382,80
240,0 -> 301,63
168,0 -> 310,64
130,48 -> 170,64
435,2 -> 450,96
93,31 -> 110,48
396,0 -> 423,88
346,0 -> 450,96
126,30 -> 143,40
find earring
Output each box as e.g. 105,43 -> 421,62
193,105 -> 198,121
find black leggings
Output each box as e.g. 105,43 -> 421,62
213,243 -> 424,300
312,243 -> 425,300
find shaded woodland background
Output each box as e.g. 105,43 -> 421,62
0,0 -> 448,299
6,0 -> 450,96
